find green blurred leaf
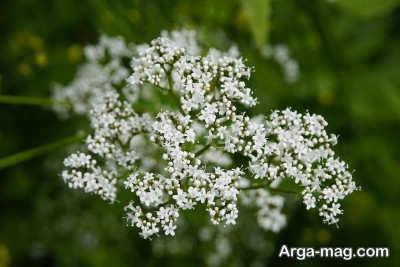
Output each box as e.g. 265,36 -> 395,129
240,0 -> 270,49
336,0 -> 400,18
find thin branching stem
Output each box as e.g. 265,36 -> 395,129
239,183 -> 300,195
194,144 -> 211,157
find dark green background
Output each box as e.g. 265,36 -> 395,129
0,0 -> 399,266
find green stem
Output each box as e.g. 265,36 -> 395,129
194,144 -> 211,157
239,183 -> 301,195
0,95 -> 69,108
0,132 -> 85,170
167,72 -> 174,92
151,83 -> 170,92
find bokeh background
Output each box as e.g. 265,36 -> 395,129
0,0 -> 399,266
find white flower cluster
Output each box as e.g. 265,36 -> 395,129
52,30 -> 205,117
62,152 -> 117,201
248,109 -> 358,224
241,189 -> 286,233
261,44 -> 299,84
52,35 -> 137,116
58,29 -> 357,239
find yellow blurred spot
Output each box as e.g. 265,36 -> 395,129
317,229 -> 331,244
35,52 -> 48,67
101,11 -> 114,24
127,9 -> 140,23
67,44 -> 83,63
318,89 -> 335,107
301,227 -> 314,243
28,35 -> 44,51
235,8 -> 248,29
9,32 -> 44,55
0,244 -> 10,267
18,63 -> 32,76
175,3 -> 190,15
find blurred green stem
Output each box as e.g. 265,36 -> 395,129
194,144 -> 211,157
298,0 -> 348,85
0,132 -> 85,170
0,95 -> 69,108
239,183 -> 301,195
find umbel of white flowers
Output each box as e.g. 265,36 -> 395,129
56,30 -> 358,239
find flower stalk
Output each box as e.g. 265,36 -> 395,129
0,95 -> 69,108
239,183 -> 300,195
0,132 -> 85,170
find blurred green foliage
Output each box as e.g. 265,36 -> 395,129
0,0 -> 399,266
240,0 -> 271,48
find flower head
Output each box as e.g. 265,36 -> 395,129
58,30 -> 358,239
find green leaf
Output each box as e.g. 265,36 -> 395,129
240,0 -> 271,49
335,0 -> 400,18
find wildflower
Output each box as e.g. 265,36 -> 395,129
59,30 -> 357,239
